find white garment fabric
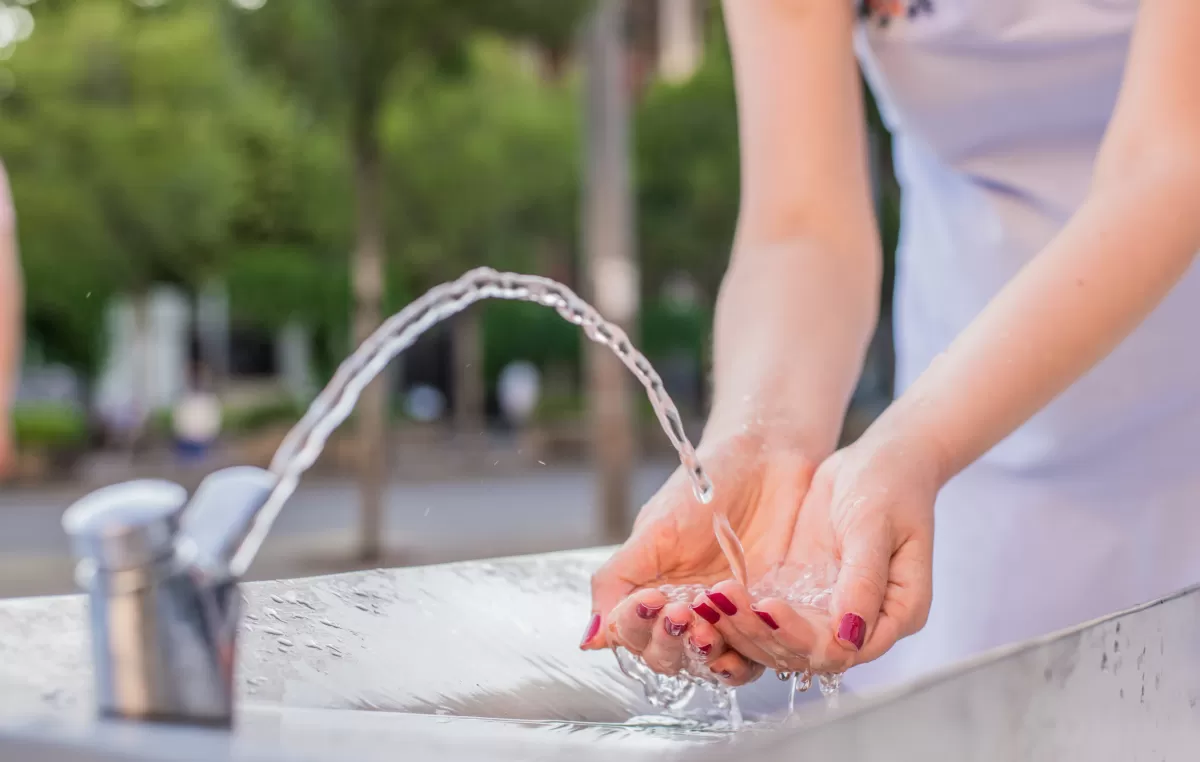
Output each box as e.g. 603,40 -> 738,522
848,0 -> 1200,690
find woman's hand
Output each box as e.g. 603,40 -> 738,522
782,423 -> 943,669
581,425 -> 829,685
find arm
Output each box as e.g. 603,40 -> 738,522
0,162 -> 21,423
706,0 -> 881,458
877,0 -> 1200,481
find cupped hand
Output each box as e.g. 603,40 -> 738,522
782,426 -> 942,669
581,427 -> 834,685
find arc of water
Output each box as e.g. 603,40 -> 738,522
227,267 -> 713,578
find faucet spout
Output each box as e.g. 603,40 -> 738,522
62,479 -> 247,726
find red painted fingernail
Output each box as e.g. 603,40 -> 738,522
838,613 -> 866,650
706,591 -> 738,616
687,638 -> 712,656
754,608 -> 780,630
580,614 -> 601,648
691,602 -> 720,625
636,603 -> 663,620
664,616 -> 689,637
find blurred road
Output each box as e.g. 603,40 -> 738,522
0,463 -> 677,598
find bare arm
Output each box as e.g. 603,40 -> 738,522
707,0 -> 881,458
0,162 -> 21,418
878,0 -> 1200,481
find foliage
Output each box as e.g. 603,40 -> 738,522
635,4 -> 738,304
12,403 -> 88,449
1,0 -> 242,371
384,40 -> 580,291
221,395 -> 308,435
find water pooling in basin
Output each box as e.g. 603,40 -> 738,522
226,267 -> 839,731
613,559 -> 845,729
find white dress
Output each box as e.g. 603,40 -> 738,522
847,0 -> 1200,690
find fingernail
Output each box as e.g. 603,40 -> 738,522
706,591 -> 738,616
714,669 -> 733,679
838,613 -> 866,650
753,608 -> 780,630
691,601 -> 720,625
664,616 -> 689,637
636,603 -> 663,620
687,638 -> 712,656
580,613 -> 601,648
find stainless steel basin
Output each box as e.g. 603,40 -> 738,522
5,547 -> 1200,761
0,548 -> 836,761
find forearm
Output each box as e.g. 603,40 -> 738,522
0,244 -> 19,413
706,237 -> 879,458
709,0 -> 880,457
881,162 -> 1200,481
0,172 -> 20,414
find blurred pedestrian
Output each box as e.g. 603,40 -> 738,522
585,0 -> 1200,692
0,160 -> 21,479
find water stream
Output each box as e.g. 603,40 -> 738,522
248,267 -> 840,730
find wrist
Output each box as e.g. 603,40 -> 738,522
857,396 -> 956,489
703,398 -> 840,461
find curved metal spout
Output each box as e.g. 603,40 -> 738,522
196,268 -> 713,580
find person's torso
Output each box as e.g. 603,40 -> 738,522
854,0 -> 1200,485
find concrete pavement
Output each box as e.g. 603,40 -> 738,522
0,462 -> 677,598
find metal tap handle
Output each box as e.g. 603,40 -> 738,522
63,479 -> 247,726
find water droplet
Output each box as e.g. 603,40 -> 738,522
263,627 -> 284,636
356,604 -> 370,612
319,619 -> 340,629
271,594 -> 285,604
277,638 -> 294,647
305,641 -> 322,650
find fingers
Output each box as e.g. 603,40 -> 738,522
607,588 -> 668,654
584,541 -> 661,650
830,511 -> 891,657
747,598 -> 846,673
640,601 -> 694,675
857,536 -> 933,665
684,614 -> 726,664
702,581 -> 813,672
706,649 -> 764,687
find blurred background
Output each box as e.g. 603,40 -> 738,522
0,0 -> 899,598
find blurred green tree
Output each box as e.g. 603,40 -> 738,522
384,40 -> 579,434
0,0 -> 239,392
221,0 -> 588,559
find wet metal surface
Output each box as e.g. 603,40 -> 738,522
0,548 -> 807,761
718,582 -> 1200,761
2,548 -> 1200,760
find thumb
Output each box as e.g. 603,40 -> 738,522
583,538 -> 659,650
830,513 -> 891,654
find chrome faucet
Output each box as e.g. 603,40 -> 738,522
63,467 -> 279,726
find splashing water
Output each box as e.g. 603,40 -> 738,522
230,268 -> 714,578
617,557 -> 845,729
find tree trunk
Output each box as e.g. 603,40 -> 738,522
452,306 -> 486,440
583,0 -> 638,544
350,114 -> 388,563
129,291 -> 152,454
